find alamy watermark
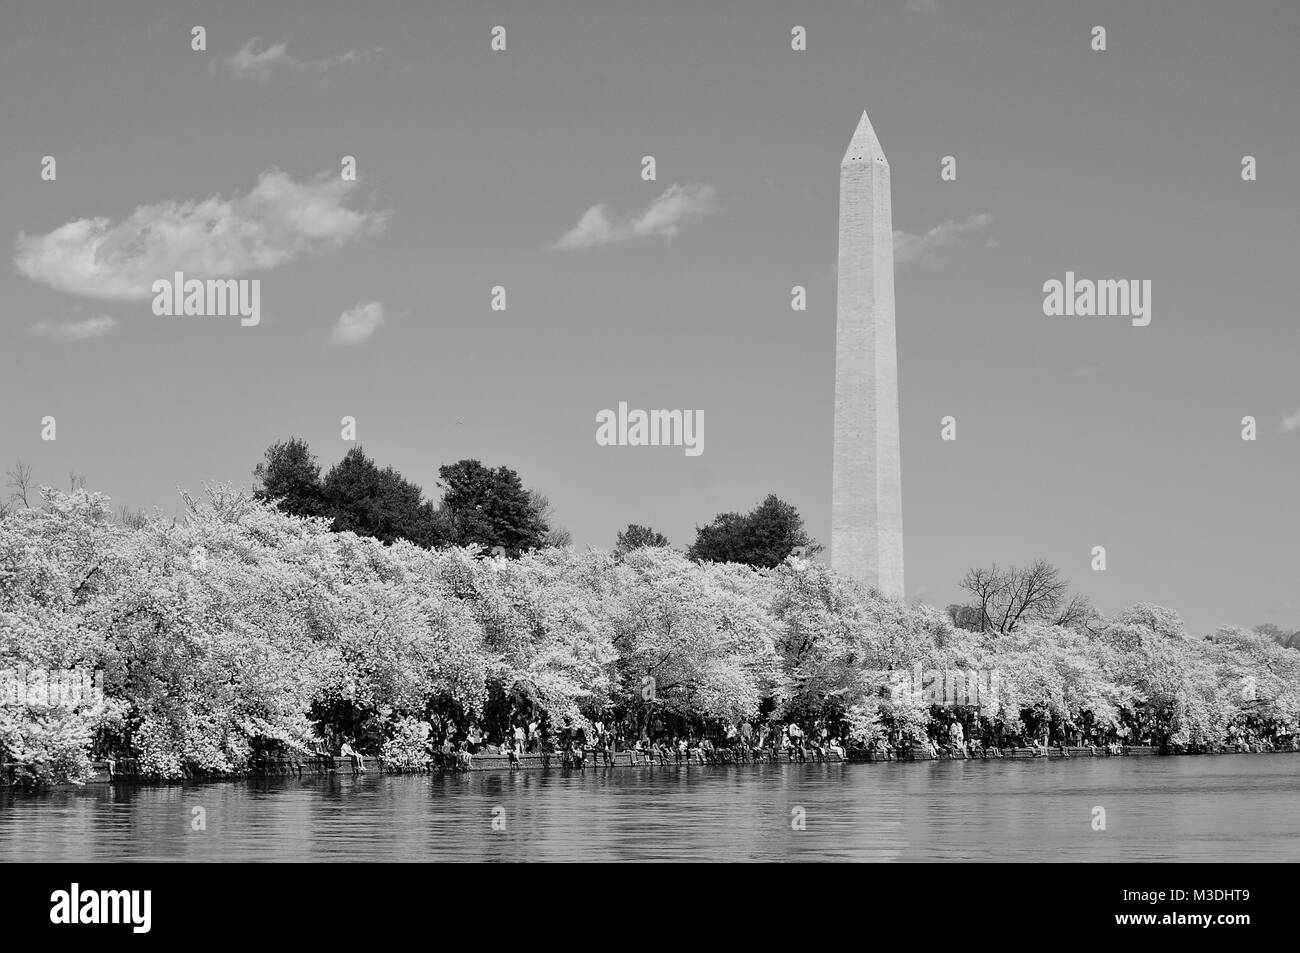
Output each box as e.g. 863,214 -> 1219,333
50,884 -> 151,934
0,667 -> 104,708
1042,271 -> 1150,327
595,402 -> 703,457
152,271 -> 260,326
877,664 -> 1003,711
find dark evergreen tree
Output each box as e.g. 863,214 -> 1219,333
687,494 -> 821,568
615,523 -> 671,553
437,459 -> 548,556
252,437 -> 325,518
321,446 -> 447,547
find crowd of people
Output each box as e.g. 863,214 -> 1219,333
878,711 -> 1300,761
408,714 -> 854,771
338,706 -> 1300,771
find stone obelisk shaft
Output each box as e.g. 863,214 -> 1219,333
832,110 -> 904,597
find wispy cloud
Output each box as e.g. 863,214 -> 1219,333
894,213 -> 992,268
905,0 -> 939,13
1281,407 -> 1300,433
555,183 -> 716,251
329,301 -> 385,346
14,170 -> 388,300
1071,364 -> 1104,378
30,313 -> 117,341
211,37 -> 383,83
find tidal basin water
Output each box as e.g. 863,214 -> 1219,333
3,755 -> 1297,862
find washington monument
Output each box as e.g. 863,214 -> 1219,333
832,110 -> 904,598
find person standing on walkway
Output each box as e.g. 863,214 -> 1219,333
340,738 -> 366,774
949,720 -> 967,759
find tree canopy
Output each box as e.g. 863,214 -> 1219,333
253,438 -> 326,518
1256,623 -> 1300,651
321,447 -> 447,547
687,494 -> 821,568
437,459 -> 549,556
1,486 -> 1297,782
251,439 -> 557,556
615,523 -> 670,553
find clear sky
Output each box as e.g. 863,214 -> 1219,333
2,0 -> 1297,637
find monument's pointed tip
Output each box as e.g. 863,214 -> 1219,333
842,109 -> 886,166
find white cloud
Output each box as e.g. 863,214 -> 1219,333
555,183 -> 716,251
211,37 -> 382,83
905,0 -> 938,13
14,170 -> 388,300
894,213 -> 993,268
329,301 -> 385,346
30,313 -> 117,341
219,38 -> 290,82
1281,408 -> 1300,433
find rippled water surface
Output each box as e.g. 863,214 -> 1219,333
3,755 -> 1298,862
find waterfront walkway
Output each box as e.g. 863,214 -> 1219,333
13,743 -> 1293,784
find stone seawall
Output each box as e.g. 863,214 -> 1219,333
7,743 -> 1295,786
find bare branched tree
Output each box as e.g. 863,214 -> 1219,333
1052,592 -> 1101,635
528,490 -> 572,548
5,459 -> 34,508
115,506 -> 150,530
998,559 -> 1070,632
959,564 -> 1010,632
959,559 -> 1089,635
